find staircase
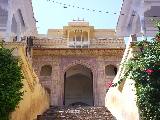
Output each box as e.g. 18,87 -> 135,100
37,106 -> 115,120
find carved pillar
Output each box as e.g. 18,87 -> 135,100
14,10 -> 22,42
5,0 -> 14,42
88,30 -> 90,48
139,14 -> 146,40
132,0 -> 146,40
17,22 -> 22,42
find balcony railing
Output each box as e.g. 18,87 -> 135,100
33,37 -> 125,48
69,41 -> 89,47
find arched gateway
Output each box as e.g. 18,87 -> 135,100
60,60 -> 98,106
64,64 -> 93,106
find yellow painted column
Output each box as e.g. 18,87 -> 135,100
74,30 -> 76,48
88,30 -> 90,48
81,30 -> 83,48
67,30 -> 70,47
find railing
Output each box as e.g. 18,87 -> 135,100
33,37 -> 67,48
33,37 -> 125,48
90,38 -> 124,44
90,38 -> 125,48
34,37 -> 67,40
69,41 -> 89,46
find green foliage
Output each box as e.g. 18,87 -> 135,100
112,19 -> 160,120
0,41 -> 24,120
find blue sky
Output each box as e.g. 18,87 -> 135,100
32,0 -> 123,34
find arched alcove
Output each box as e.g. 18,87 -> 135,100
105,65 -> 117,76
45,87 -> 51,95
40,65 -> 52,76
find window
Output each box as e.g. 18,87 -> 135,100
105,65 -> 117,76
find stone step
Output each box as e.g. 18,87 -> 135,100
38,106 -> 115,120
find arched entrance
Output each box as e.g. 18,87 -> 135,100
64,64 -> 94,106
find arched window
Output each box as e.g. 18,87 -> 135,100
40,65 -> 52,76
105,65 -> 117,76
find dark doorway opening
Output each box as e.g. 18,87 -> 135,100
63,65 -> 94,106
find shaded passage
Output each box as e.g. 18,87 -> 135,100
65,74 -> 93,106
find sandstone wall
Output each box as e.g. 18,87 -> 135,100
105,36 -> 141,120
3,43 -> 50,120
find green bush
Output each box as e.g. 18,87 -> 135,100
112,19 -> 160,120
0,42 -> 24,120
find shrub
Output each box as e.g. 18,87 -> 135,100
112,19 -> 160,120
0,42 -> 24,120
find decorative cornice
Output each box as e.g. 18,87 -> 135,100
33,48 -> 125,56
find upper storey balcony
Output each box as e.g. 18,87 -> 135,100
33,20 -> 125,49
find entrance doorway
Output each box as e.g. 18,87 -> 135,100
64,64 -> 93,106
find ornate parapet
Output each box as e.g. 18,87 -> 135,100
33,38 -> 67,48
33,37 -> 125,48
90,38 -> 125,48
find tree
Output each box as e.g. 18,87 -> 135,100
0,41 -> 24,120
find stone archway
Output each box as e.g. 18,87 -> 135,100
64,65 -> 93,106
60,60 -> 98,106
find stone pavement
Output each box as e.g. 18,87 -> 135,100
38,106 -> 115,120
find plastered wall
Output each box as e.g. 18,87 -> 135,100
3,43 -> 50,120
105,37 -> 141,120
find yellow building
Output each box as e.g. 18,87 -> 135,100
0,0 -> 127,119
0,0 -> 125,113
32,20 -> 125,106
